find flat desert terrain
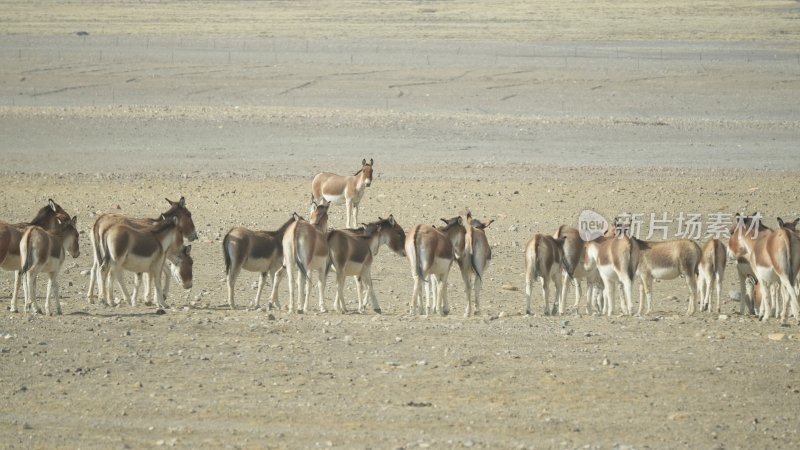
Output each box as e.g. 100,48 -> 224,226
1,1 -> 799,449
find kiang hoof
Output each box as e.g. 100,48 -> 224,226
373,308 -> 382,314
155,308 -> 167,315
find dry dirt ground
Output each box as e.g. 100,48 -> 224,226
1,1 -> 800,449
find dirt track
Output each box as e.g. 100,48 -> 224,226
1,1 -> 800,449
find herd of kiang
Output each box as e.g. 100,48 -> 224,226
1,159 -> 799,324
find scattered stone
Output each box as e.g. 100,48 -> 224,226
718,314 -> 728,321
498,311 -> 506,318
501,284 -> 518,291
508,225 -> 518,232
343,335 -> 353,344
602,357 -> 610,366
768,333 -> 787,341
267,314 -> 276,321
668,412 -> 690,421
155,309 -> 166,315
406,401 -> 432,407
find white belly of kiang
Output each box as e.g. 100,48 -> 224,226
598,264 -> 620,281
754,266 -> 779,284
242,256 -> 271,273
649,266 -> 681,280
322,193 -> 345,204
119,254 -> 160,274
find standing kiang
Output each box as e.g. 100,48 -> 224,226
312,158 -> 374,228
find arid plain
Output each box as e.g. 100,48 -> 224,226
1,1 -> 800,449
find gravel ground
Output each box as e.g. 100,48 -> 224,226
1,1 -> 799,448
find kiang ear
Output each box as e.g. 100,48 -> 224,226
362,158 -> 367,166
456,217 -> 463,225
793,218 -> 800,226
388,215 -> 396,226
71,215 -> 78,225
482,219 -> 494,229
778,217 -> 786,227
49,199 -> 58,211
184,245 -> 192,255
440,218 -> 448,224
179,196 -> 186,207
172,216 -> 178,225
369,158 -> 373,166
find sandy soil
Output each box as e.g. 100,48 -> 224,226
1,1 -> 800,449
